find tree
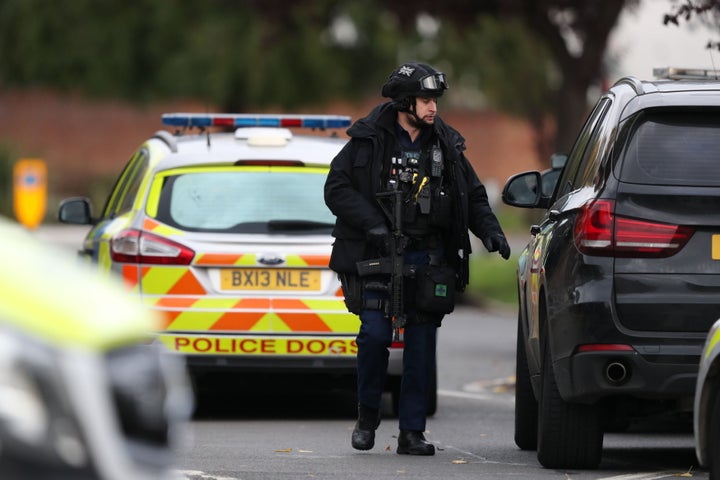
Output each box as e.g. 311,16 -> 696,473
381,0 -> 638,157
0,0 -> 642,160
505,1 -> 636,153
663,0 -> 720,51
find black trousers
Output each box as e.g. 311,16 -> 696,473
355,249 -> 441,431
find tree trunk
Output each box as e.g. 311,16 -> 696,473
554,72 -> 592,154
521,0 -> 630,160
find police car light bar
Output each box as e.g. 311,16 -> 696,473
653,67 -> 720,80
162,113 -> 352,129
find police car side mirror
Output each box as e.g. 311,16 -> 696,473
502,171 -> 542,209
58,197 -> 94,225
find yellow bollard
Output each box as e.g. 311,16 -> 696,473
13,158 -> 47,230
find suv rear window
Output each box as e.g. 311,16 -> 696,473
155,169 -> 335,233
620,111 -> 720,186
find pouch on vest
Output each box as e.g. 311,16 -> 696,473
429,189 -> 452,229
415,265 -> 456,314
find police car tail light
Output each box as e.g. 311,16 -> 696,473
161,113 -> 351,129
574,199 -> 694,258
111,230 -> 195,265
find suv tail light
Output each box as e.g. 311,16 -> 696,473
111,229 -> 195,265
574,200 -> 694,258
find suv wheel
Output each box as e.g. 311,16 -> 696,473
514,313 -> 538,450
537,329 -> 603,469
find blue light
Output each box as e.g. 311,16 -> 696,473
162,113 -> 351,129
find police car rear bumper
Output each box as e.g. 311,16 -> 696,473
183,348 -> 403,376
185,354 -> 357,373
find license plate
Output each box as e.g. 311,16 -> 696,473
220,268 -> 320,291
713,235 -> 720,260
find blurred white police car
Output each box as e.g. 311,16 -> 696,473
0,216 -> 192,480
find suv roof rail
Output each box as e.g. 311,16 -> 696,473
614,76 -> 646,95
653,67 -> 720,80
152,130 -> 178,152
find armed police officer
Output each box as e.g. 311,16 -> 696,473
324,62 -> 511,456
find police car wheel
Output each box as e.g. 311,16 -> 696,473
708,388 -> 720,480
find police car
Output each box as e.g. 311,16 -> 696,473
0,216 -> 192,479
694,318 -> 720,479
58,113 -> 407,410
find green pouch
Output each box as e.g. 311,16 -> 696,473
415,265 -> 456,314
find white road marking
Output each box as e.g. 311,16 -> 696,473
176,471 -> 238,480
439,388 -> 512,402
595,472 -> 689,480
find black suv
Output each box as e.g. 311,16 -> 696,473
502,67 -> 720,469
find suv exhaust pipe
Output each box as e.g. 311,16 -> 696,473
605,361 -> 629,385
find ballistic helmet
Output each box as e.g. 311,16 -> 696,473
381,63 -> 448,102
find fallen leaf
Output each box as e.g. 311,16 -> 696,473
275,448 -> 292,453
385,445 -> 392,451
492,385 -> 512,393
674,465 -> 694,477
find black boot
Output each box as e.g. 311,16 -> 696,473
351,404 -> 381,450
397,430 -> 435,456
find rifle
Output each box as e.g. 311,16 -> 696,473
355,147 -> 445,336
356,157 -> 414,336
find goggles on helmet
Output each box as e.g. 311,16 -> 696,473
418,73 -> 448,92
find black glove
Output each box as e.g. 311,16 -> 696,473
482,234 -> 511,260
367,223 -> 390,255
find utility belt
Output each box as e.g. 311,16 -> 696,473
405,234 -> 442,251
338,253 -> 456,317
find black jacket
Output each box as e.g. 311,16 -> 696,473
324,102 -> 505,291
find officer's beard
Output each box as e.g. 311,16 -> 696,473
407,105 -> 432,129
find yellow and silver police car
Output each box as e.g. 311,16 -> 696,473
0,216 -> 192,479
59,113 -> 405,407
694,318 -> 720,479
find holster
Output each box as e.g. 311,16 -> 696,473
338,273 -> 364,314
